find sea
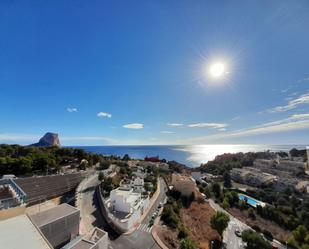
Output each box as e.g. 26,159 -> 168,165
74,144 -> 306,168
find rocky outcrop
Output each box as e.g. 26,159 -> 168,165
31,132 -> 61,147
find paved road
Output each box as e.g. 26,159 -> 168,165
108,178 -> 167,249
209,199 -> 285,249
209,200 -> 246,249
77,172 -> 104,234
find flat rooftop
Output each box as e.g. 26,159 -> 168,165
30,203 -> 79,227
113,187 -> 132,195
70,240 -> 93,249
0,214 -> 51,249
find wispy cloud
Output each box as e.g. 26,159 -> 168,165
67,107 -> 78,113
297,76 -> 309,83
62,136 -> 117,143
267,92 -> 309,113
123,123 -> 144,129
232,116 -> 240,121
188,123 -> 228,129
97,112 -> 112,118
0,134 -> 40,142
160,131 -> 175,134
167,123 -> 183,127
184,113 -> 309,143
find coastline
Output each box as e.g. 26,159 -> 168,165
70,144 -> 306,168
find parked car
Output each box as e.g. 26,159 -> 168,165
148,219 -> 154,227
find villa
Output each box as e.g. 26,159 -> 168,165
110,187 -> 144,213
129,177 -> 145,193
108,187 -> 149,231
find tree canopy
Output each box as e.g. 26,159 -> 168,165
210,211 -> 230,238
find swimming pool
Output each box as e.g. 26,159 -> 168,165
238,194 -> 265,208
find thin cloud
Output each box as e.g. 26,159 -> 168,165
184,113 -> 309,144
267,92 -> 309,113
167,123 -> 183,127
297,76 -> 309,83
67,107 -> 78,113
188,123 -> 228,129
232,116 -> 240,121
160,131 -> 175,134
123,123 -> 144,129
62,136 -> 117,143
97,112 -> 112,118
0,134 -> 40,142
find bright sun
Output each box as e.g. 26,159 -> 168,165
209,62 -> 225,78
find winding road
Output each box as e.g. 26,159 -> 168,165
77,173 -> 166,249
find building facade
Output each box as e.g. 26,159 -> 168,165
30,204 -> 80,249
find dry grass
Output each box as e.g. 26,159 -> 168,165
181,201 -> 220,249
228,207 -> 291,242
157,201 -> 219,249
157,224 -> 180,249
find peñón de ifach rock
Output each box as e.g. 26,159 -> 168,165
31,132 -> 61,147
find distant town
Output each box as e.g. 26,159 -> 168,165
0,133 -> 308,249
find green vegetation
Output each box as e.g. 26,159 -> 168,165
161,189 -> 197,247
223,171 -> 232,188
178,224 -> 188,239
210,211 -> 230,239
245,187 -> 309,233
180,238 -> 196,249
199,151 -> 275,175
211,182 -> 222,199
122,154 -> 131,161
98,171 -> 104,182
100,176 -> 120,197
144,168 -> 158,194
161,193 -> 181,228
286,225 -> 309,249
289,148 -> 307,160
198,149 -> 309,247
0,144 -> 110,176
241,230 -> 272,249
200,149 -> 306,176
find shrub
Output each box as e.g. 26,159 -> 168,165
180,238 -> 196,249
161,204 -> 179,228
241,230 -> 272,249
178,225 -> 188,239
210,211 -> 230,238
248,208 -> 256,220
262,229 -> 273,241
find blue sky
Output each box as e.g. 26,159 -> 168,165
1,1 -> 309,145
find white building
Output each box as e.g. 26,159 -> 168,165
191,171 -> 206,184
110,187 -> 143,214
109,187 -> 149,231
130,177 -> 144,193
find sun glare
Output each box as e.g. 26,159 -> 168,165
209,62 -> 225,78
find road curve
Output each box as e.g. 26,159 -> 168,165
108,178 -> 166,249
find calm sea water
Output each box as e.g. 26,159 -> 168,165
75,144 -> 306,168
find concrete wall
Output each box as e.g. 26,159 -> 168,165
96,186 -> 125,233
96,182 -> 154,234
0,205 -> 26,220
39,211 -> 80,249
